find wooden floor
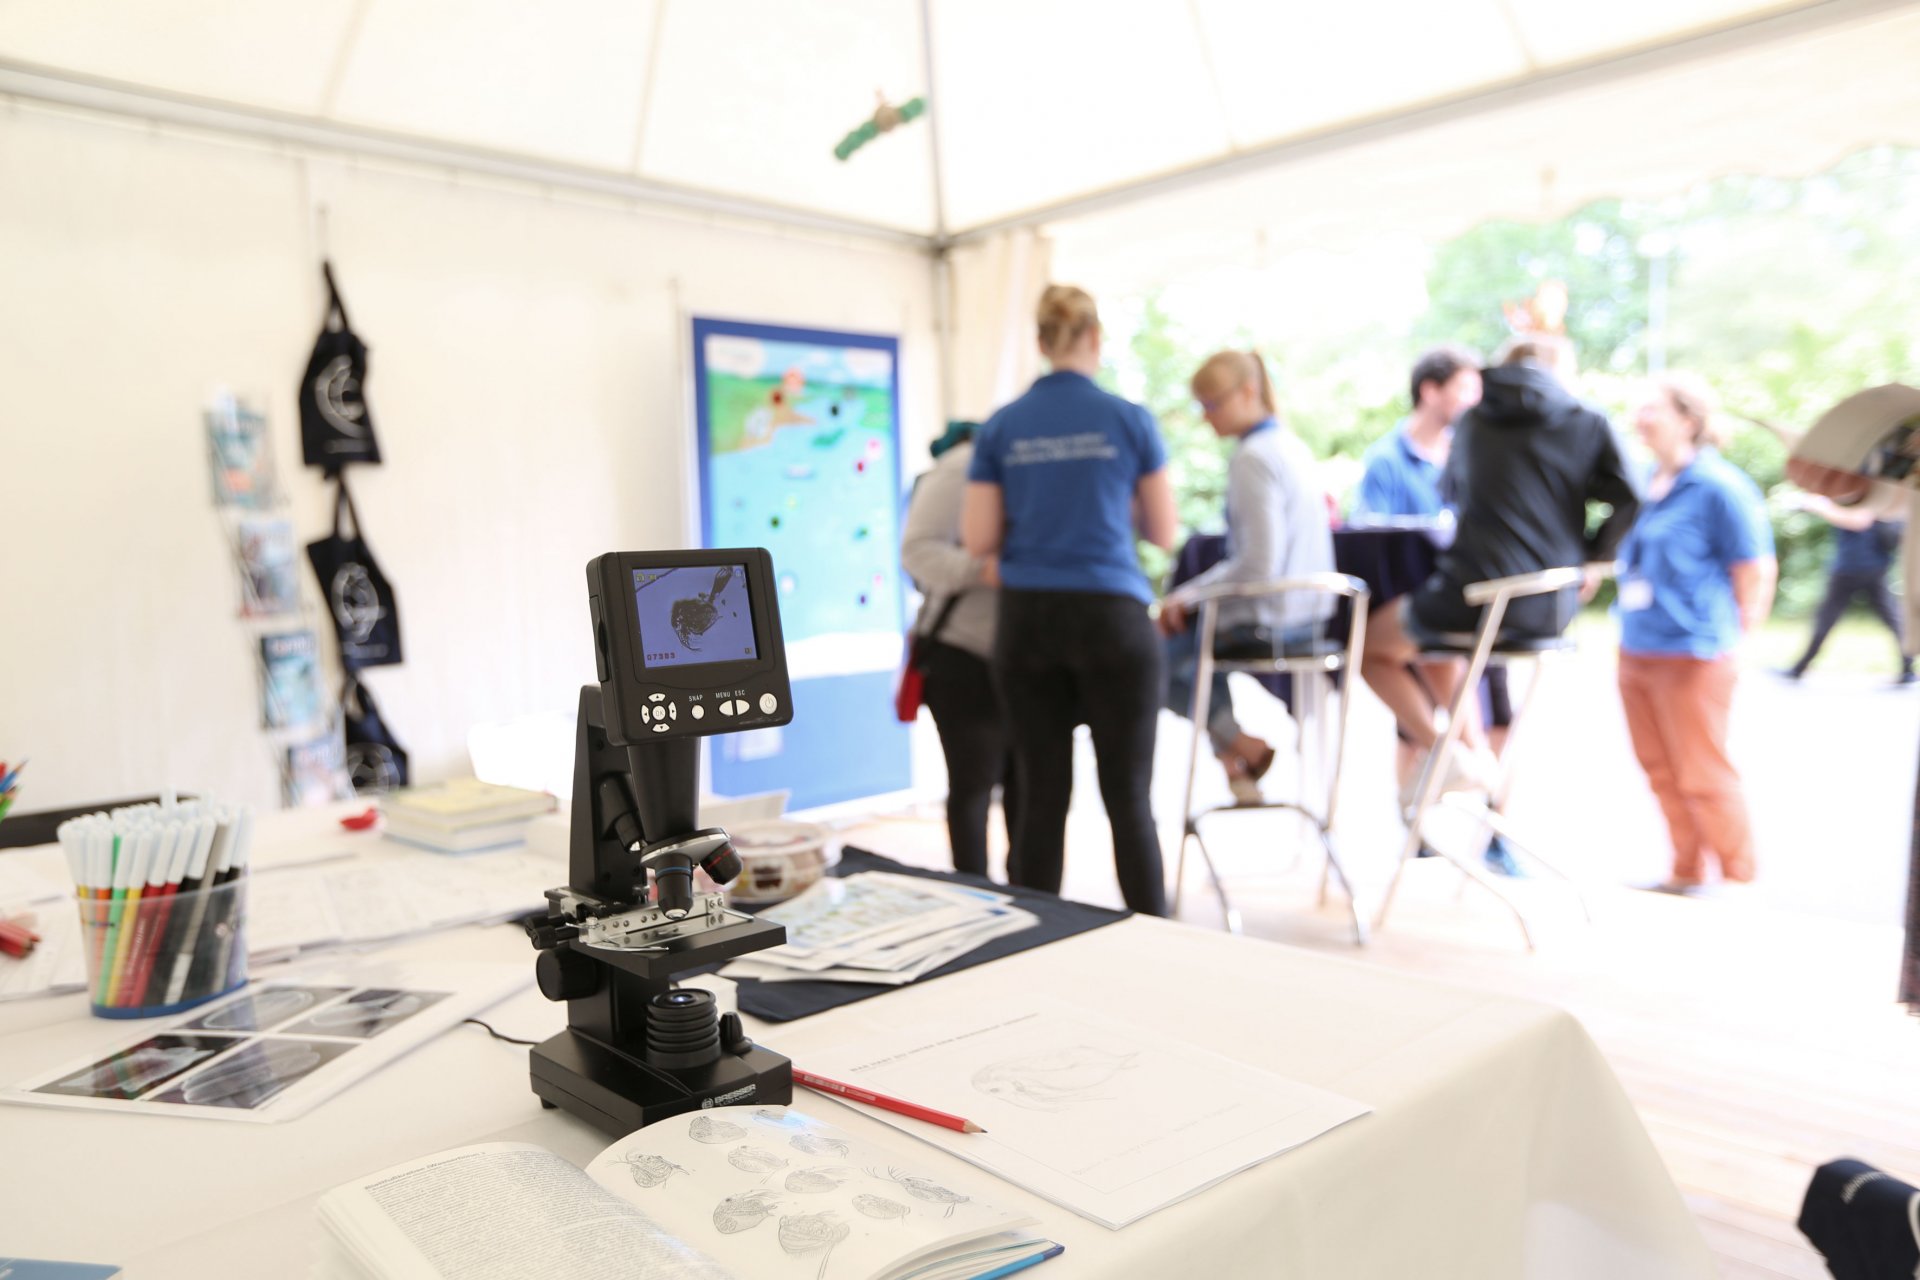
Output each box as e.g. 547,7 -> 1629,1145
844,808 -> 1920,1279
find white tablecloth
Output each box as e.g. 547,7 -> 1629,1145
0,810 -> 1711,1279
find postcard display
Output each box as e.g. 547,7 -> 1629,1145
207,391 -> 350,807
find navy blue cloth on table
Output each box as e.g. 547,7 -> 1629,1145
729,846 -> 1131,1023
1798,1157 -> 1920,1279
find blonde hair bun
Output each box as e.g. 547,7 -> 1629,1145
1037,284 -> 1099,359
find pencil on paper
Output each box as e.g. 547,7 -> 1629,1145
794,1068 -> 986,1134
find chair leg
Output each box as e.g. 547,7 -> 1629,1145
1172,825 -> 1192,917
1318,827 -> 1368,945
1440,796 -> 1595,926
1190,828 -> 1242,935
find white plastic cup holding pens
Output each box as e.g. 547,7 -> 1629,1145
59,800 -> 253,1019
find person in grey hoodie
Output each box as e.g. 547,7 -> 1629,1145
901,422 -> 1015,876
1360,337 -> 1643,774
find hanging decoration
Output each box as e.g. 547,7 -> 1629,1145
833,93 -> 927,162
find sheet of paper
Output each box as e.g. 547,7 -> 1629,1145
2,960 -> 526,1123
0,904 -> 86,1002
791,998 -> 1372,1229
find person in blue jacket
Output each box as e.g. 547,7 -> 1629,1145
962,285 -> 1179,915
1615,373 -> 1776,895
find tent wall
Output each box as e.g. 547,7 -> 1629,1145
0,102 -> 942,812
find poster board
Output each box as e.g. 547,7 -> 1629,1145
692,318 -> 911,810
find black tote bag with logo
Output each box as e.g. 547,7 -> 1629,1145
341,674 -> 409,794
299,261 -> 382,473
306,476 -> 403,670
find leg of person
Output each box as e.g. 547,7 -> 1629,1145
921,641 -> 1003,878
1787,570 -> 1860,676
993,593 -> 1078,896
1361,602 -> 1444,749
1862,574 -> 1914,679
1902,732 -> 1920,1010
1618,654 -> 1707,886
1075,596 -> 1169,917
1663,656 -> 1755,883
1164,624 -> 1241,756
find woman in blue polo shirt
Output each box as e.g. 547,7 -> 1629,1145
962,285 -> 1178,915
1615,373 -> 1776,895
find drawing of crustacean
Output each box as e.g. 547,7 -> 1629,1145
970,1044 -> 1139,1112
783,1165 -> 858,1194
777,1211 -> 850,1280
728,1145 -> 790,1177
851,1193 -> 911,1222
788,1132 -> 850,1157
712,1188 -> 781,1234
619,1153 -> 687,1189
865,1167 -> 969,1218
689,1114 -> 747,1144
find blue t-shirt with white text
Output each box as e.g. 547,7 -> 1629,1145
969,371 -> 1168,602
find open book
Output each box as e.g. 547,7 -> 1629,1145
318,1105 -> 1060,1280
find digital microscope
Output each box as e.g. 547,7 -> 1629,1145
525,549 -> 796,1135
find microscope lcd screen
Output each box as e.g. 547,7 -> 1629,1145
631,565 -> 759,668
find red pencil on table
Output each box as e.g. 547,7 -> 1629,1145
0,917 -> 40,959
793,1068 -> 986,1134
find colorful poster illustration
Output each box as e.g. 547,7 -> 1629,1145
694,319 -> 912,810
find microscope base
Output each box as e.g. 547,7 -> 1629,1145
530,1027 -> 793,1137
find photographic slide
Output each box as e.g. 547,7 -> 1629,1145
280,988 -> 450,1039
34,1033 -> 237,1102
182,985 -> 352,1034
148,1037 -> 356,1110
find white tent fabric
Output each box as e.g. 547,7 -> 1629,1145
1049,0 -> 1920,289
2,0 -> 1910,241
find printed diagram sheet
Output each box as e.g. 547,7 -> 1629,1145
796,998 -> 1371,1228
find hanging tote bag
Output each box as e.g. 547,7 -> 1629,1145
341,674 -> 409,794
305,475 -> 403,670
299,261 -> 383,473
893,594 -> 962,722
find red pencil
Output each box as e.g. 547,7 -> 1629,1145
793,1068 -> 986,1134
0,918 -> 40,959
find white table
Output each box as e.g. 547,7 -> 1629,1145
0,809 -> 1712,1278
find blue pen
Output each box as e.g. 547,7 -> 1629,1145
972,1244 -> 1064,1280
0,758 -> 28,791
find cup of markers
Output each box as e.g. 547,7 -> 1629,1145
57,800 -> 252,1019
0,758 -> 25,825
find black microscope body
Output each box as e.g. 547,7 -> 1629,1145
526,549 -> 797,1136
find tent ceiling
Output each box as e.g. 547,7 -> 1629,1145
1049,0 -> 1920,289
0,0 -> 1908,242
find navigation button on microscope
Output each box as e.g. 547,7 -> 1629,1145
651,722 -> 669,733
649,693 -> 666,703
668,703 -> 678,720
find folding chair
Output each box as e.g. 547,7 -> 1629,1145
1374,566 -> 1591,949
1170,574 -> 1371,943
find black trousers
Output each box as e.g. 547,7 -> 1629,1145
1792,569 -> 1907,674
992,589 -> 1167,916
921,639 -> 1017,877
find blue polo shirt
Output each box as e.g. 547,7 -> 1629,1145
1354,422 -> 1447,518
969,371 -> 1167,602
1617,450 -> 1772,659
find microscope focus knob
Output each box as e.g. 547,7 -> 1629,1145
535,947 -> 601,1003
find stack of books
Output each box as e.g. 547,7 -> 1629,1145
380,778 -> 555,853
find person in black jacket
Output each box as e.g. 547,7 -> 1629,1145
1359,337 -> 1643,776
